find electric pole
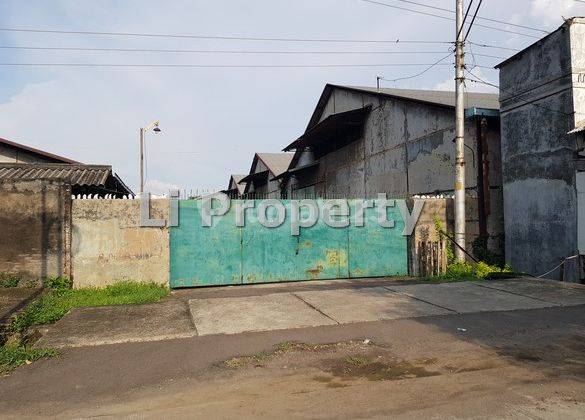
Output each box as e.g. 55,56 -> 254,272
454,0 -> 466,261
139,127 -> 144,195
139,120 -> 162,196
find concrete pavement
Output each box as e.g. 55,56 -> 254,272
34,278 -> 585,348
3,304 -> 585,418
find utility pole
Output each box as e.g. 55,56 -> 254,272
454,0 -> 466,261
139,127 -> 144,195
139,120 -> 162,196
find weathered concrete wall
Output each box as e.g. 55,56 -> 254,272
287,87 -> 503,256
0,180 -> 71,281
499,20 -> 581,281
71,199 -> 169,288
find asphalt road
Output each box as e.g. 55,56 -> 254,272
2,304 -> 585,418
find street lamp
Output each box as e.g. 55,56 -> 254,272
139,120 -> 162,195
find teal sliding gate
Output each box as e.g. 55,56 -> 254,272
170,199 -> 407,288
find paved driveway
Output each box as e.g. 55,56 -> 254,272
36,278 -> 585,348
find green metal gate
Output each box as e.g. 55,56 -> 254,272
170,199 -> 407,288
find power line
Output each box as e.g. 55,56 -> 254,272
361,0 -> 548,34
0,62 -> 465,68
0,27 -> 450,44
467,41 -> 519,52
0,45 -> 504,58
464,0 -> 483,41
378,52 -> 453,83
358,0 -> 541,38
465,69 -> 573,117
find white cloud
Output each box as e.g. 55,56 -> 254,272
0,0 -> 561,192
143,179 -> 182,196
529,0 -> 576,26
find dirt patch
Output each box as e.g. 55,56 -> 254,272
327,355 -> 439,381
220,340 -> 501,385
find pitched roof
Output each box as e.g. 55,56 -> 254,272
228,174 -> 247,194
341,86 -> 499,110
256,153 -> 294,177
306,84 -> 499,130
0,137 -> 79,164
0,163 -> 133,195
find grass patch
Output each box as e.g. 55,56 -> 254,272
10,281 -> 169,333
0,345 -> 57,375
0,273 -> 20,288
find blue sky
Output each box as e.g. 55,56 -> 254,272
0,0 -> 581,194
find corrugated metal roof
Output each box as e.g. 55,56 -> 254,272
306,84 -> 500,131
0,163 -> 112,186
284,105 -> 371,152
256,153 -> 294,177
341,85 -> 500,110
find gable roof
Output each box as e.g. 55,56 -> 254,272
0,137 -> 79,164
306,84 -> 499,130
228,174 -> 247,195
239,152 -> 294,189
255,153 -> 294,178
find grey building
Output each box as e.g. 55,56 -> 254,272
240,153 -> 294,198
279,84 -> 503,254
496,17 -> 585,282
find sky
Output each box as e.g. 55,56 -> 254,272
0,0 -> 582,194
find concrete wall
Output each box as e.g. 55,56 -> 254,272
285,87 -> 503,256
499,20 -> 582,281
71,199 -> 170,288
0,180 -> 71,281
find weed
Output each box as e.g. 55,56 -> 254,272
0,273 -> 20,288
275,341 -> 330,353
0,345 -> 57,375
10,281 -> 169,332
344,355 -> 372,368
45,276 -> 72,290
433,217 -> 455,265
472,235 -> 505,267
224,352 -> 269,368
475,261 -> 511,279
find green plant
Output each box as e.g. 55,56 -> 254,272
45,276 -> 72,290
472,235 -> 505,267
10,281 -> 169,333
433,217 -> 455,265
474,261 -> 512,279
0,273 -> 20,288
0,345 -> 57,375
444,261 -> 475,280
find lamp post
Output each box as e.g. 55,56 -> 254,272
139,120 -> 162,195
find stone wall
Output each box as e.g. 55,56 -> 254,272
0,179 -> 71,281
71,199 -> 170,288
